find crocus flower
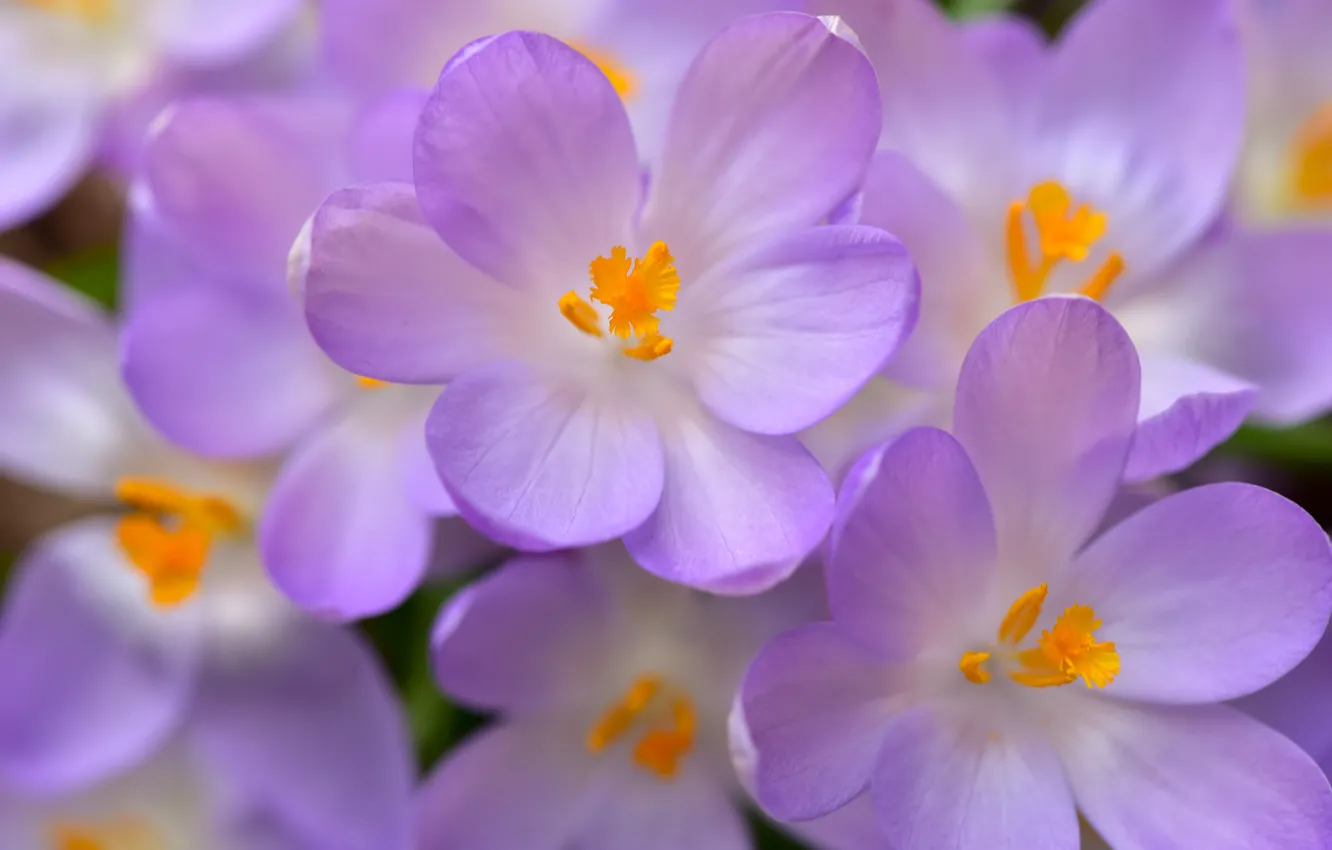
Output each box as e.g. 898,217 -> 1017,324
301,14 -> 919,593
0,0 -> 304,229
416,544 -> 824,850
121,93 -> 479,619
0,259 -> 414,849
741,297 -> 1332,849
803,0 -> 1271,480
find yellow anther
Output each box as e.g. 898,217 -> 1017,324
1007,181 -> 1125,303
997,582 -> 1047,644
586,674 -> 696,780
559,291 -> 604,339
114,477 -> 245,609
569,41 -> 639,101
355,376 -> 389,390
958,651 -> 991,685
1292,102 -> 1332,210
558,242 -> 679,360
623,334 -> 673,362
20,0 -> 111,23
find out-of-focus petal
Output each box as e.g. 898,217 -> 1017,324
961,14 -> 1046,102
152,0 -> 303,65
348,89 -> 428,184
0,90 -> 95,230
578,765 -> 750,850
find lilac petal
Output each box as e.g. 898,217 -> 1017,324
153,0 -> 302,65
953,298 -> 1139,577
829,428 -> 997,658
1061,700 -> 1332,850
0,520 -> 196,793
431,551 -> 613,713
429,364 -> 664,551
858,151 -> 1001,387
1124,351 -> 1256,480
415,720 -> 597,850
426,517 -> 507,578
414,31 -> 640,288
647,13 -> 881,273
0,91 -> 94,230
304,182 -> 516,384
961,14 -> 1046,99
397,402 -> 457,516
1065,483 -> 1332,703
122,282 -> 341,458
1236,628 -> 1332,777
691,225 -> 918,435
260,404 -> 434,622
578,767 -> 750,850
192,620 -> 414,850
871,705 -> 1078,850
0,260 -> 155,497
624,417 -> 830,594
349,89 -> 428,184
138,96 -> 344,283
743,623 -> 900,821
1033,0 -> 1243,278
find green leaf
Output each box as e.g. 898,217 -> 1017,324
44,243 -> 119,310
1220,420 -> 1332,467
945,0 -> 1016,17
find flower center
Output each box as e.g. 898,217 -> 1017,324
1291,102 -> 1332,211
114,477 -> 246,609
958,583 -> 1120,690
19,0 -> 111,23
586,673 -> 697,780
569,41 -> 638,101
559,241 -> 680,362
355,375 -> 389,390
1006,181 -> 1125,303
49,815 -> 162,850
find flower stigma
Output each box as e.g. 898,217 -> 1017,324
586,673 -> 697,780
50,814 -> 163,850
1006,181 -> 1125,303
957,583 -> 1120,690
569,41 -> 639,101
560,241 -> 679,362
1291,102 -> 1332,210
355,375 -> 389,390
19,0 -> 112,23
114,477 -> 246,609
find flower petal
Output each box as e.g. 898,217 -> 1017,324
260,403 -> 435,622
1124,351 -> 1255,480
578,765 -> 750,850
743,623 -> 900,821
348,89 -> 428,184
953,298 -> 1140,577
414,31 -> 640,288
646,12 -> 881,274
871,704 -> 1079,850
303,182 -> 517,384
152,0 -> 303,65
192,620 -> 414,850
961,14 -> 1047,100
428,364 -> 664,551
122,282 -> 342,458
431,551 -> 614,713
0,520 -> 196,793
1032,0 -> 1243,278
0,90 -> 94,230
624,416 -> 830,594
1065,482 -> 1332,703
1059,700 -> 1332,850
1236,627 -> 1332,778
690,225 -> 918,435
829,428 -> 997,658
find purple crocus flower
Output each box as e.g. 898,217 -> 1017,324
741,297 -> 1332,849
120,93 -> 488,619
0,259 -> 414,849
802,0 -> 1292,480
417,544 -> 824,850
0,0 -> 305,229
301,14 -> 919,593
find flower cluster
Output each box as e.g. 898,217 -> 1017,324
1,0 -> 1331,848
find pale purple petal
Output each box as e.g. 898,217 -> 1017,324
690,225 -> 918,435
953,298 -> 1140,576
152,0 -> 302,65
1236,627 -> 1332,777
122,282 -> 342,458
961,14 -> 1047,99
829,428 -> 997,658
1032,0 -> 1243,279
260,403 -> 434,622
414,720 -> 597,850
430,551 -> 614,713
0,91 -> 95,230
192,620 -> 414,850
398,403 -> 457,516
303,182 -> 517,384
1064,483 -> 1332,703
578,766 -> 750,850
414,31 -> 640,287
872,705 -> 1079,850
1125,351 -> 1256,480
647,13 -> 881,274
624,415 -> 830,594
428,364 -> 664,551
743,623 -> 900,821
0,520 -> 196,794
1060,700 -> 1332,850
348,89 -> 428,184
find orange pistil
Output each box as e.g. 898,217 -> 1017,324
586,674 -> 697,780
1006,181 -> 1126,303
559,241 -> 680,362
